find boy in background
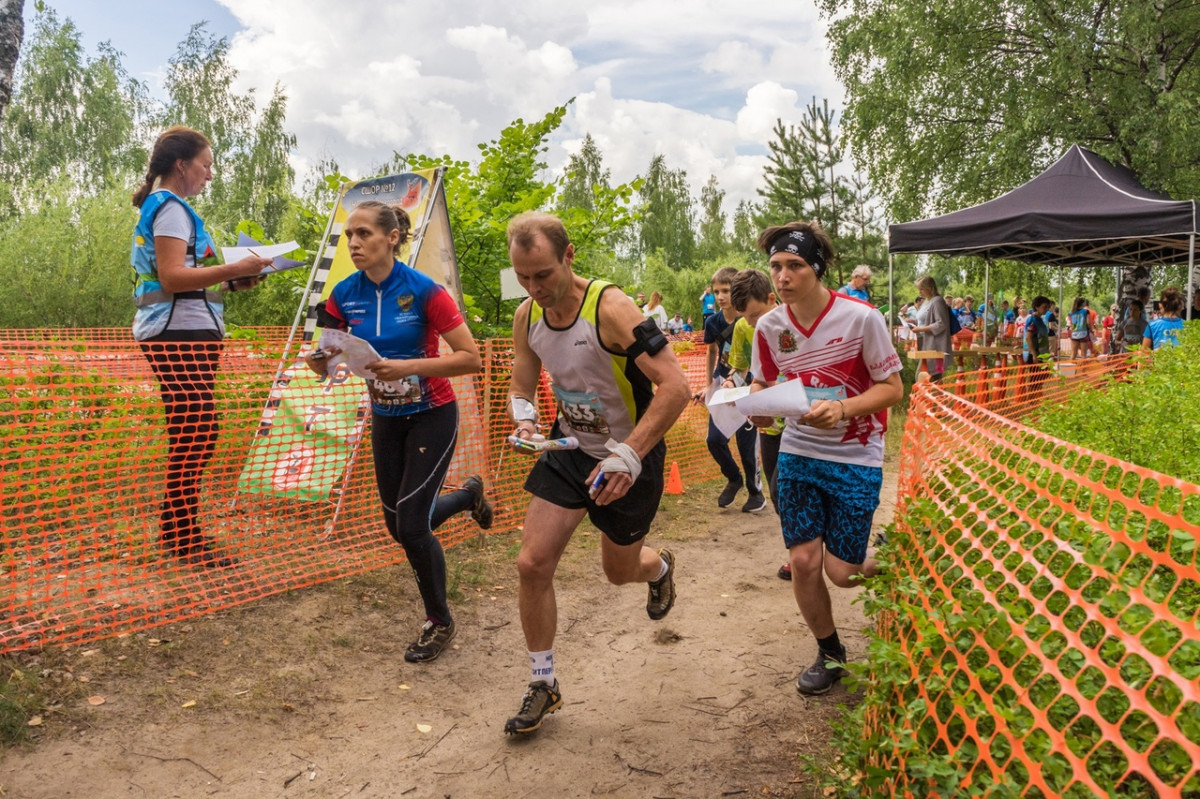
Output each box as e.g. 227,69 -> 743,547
726,269 -> 777,516
699,266 -> 763,511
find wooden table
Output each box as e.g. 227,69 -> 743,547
960,346 -> 1022,368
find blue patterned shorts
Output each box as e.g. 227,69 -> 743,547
775,453 -> 883,565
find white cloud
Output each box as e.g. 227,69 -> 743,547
702,41 -> 765,77
211,0 -> 845,220
736,81 -> 803,142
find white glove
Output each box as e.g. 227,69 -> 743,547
598,438 -> 642,484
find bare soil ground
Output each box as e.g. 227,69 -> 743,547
0,464 -> 897,799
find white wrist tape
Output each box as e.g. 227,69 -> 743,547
511,396 -> 538,424
599,438 -> 642,484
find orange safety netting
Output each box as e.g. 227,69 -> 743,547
880,354 -> 1200,797
0,329 -> 722,653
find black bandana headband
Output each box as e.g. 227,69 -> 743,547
766,229 -> 826,278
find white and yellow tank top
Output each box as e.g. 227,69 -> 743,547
527,281 -> 655,459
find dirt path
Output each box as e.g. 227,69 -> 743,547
1,467 -> 897,799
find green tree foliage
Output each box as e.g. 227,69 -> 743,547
635,154 -> 696,270
756,99 -> 887,287
0,9 -> 302,329
640,253 -> 713,324
400,104 -> 641,331
0,6 -> 148,207
758,99 -> 845,233
842,172 -> 884,265
0,179 -> 133,328
0,0 -> 23,120
822,0 -> 1200,223
695,175 -> 728,263
233,85 -> 297,240
557,132 -> 610,214
731,199 -> 760,259
158,24 -> 298,254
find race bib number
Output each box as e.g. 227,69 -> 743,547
367,375 -> 423,407
805,385 -> 847,403
552,385 -> 610,435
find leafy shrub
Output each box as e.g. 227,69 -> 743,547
1033,325 -> 1200,483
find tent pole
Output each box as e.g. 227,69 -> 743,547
1189,234 -> 1196,321
888,252 -> 895,334
984,258 -> 992,346
1058,267 -> 1064,358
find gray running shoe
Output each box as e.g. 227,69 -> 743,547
404,620 -> 456,663
796,648 -> 847,696
504,680 -> 563,735
463,475 -> 494,530
646,548 -> 676,620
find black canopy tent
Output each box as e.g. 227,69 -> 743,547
885,145 -> 1199,343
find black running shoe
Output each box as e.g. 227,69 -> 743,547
742,492 -> 767,513
404,620 -> 457,663
717,481 -> 742,508
163,538 -> 237,569
463,475 -> 494,530
504,680 -> 563,735
796,648 -> 847,696
646,548 -> 676,620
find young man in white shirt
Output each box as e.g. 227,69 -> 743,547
748,221 -> 903,695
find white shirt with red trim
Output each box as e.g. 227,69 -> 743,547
750,292 -> 902,468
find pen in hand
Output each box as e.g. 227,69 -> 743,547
248,248 -> 276,273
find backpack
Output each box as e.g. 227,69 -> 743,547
948,306 -> 962,335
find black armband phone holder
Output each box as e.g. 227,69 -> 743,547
627,318 -> 668,359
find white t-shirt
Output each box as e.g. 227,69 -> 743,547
643,303 -> 668,331
750,294 -> 901,468
154,201 -> 220,333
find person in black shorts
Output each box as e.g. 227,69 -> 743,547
502,211 -> 690,736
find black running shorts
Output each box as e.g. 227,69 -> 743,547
523,431 -> 666,546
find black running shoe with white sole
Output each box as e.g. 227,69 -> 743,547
742,492 -> 767,513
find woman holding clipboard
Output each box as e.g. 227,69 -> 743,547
131,126 -> 273,569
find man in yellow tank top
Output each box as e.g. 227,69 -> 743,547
502,212 -> 691,736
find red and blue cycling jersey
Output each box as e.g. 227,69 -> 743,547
325,260 -> 464,416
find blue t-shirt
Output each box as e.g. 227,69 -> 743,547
1024,314 -> 1049,358
840,285 -> 870,303
703,311 -> 736,379
1069,309 -> 1091,339
701,293 -> 717,316
1147,317 -> 1184,350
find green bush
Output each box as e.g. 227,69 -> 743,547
1033,325 -> 1200,483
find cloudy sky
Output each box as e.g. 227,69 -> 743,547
33,0 -> 844,218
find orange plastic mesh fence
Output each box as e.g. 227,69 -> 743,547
0,330 -> 723,653
882,356 -> 1200,797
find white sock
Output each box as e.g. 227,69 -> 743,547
654,556 -> 669,582
529,649 -> 555,685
